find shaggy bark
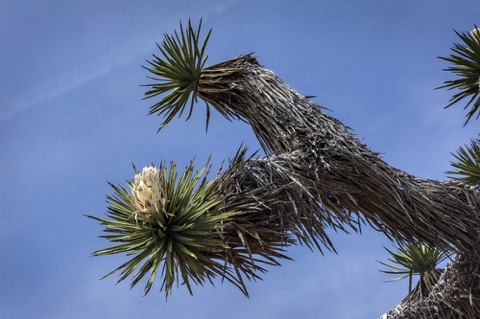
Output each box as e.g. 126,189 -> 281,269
197,54 -> 480,317
381,254 -> 480,319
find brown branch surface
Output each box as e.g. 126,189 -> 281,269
196,54 -> 480,317
199,54 -> 480,256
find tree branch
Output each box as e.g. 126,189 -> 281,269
199,54 -> 480,256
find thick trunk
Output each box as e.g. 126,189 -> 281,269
198,55 -> 480,317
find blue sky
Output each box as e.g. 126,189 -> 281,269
1,1 -> 479,318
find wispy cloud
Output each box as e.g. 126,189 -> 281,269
0,36 -> 151,123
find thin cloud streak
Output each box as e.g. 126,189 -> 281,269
1,37 -> 149,123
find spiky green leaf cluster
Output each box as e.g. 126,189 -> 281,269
143,19 -> 211,131
379,242 -> 449,284
87,161 -> 234,298
438,27 -> 480,125
446,136 -> 480,185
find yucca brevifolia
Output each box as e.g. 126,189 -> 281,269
189,36 -> 480,317
143,21 -> 480,253
91,20 -> 480,317
90,22 -> 360,298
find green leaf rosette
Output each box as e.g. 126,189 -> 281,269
88,161 -> 235,298
439,27 -> 480,125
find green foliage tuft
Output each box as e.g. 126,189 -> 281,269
446,136 -> 480,185
438,26 -> 480,125
142,19 -> 212,131
379,241 -> 450,293
87,160 -> 233,298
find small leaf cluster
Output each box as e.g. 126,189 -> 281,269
143,19 -> 211,131
379,241 -> 449,292
446,136 -> 480,185
438,27 -> 480,125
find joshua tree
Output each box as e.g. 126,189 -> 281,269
89,20 -> 480,318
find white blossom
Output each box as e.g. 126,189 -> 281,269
470,27 -> 480,40
130,166 -> 163,221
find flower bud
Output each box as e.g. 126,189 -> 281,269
470,28 -> 480,40
130,166 -> 162,221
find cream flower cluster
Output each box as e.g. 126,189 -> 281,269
471,27 -> 480,40
130,166 -> 163,221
